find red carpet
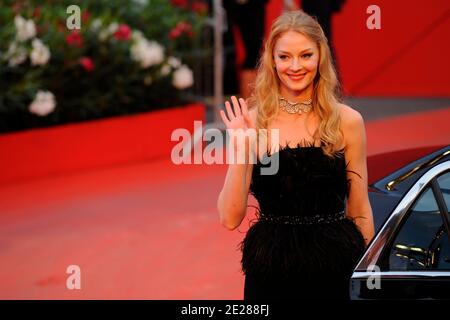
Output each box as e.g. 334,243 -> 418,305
0,107 -> 449,299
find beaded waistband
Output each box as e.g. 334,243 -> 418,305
258,210 -> 346,225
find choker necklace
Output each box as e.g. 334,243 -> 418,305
279,96 -> 313,114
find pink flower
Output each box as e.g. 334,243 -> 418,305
66,30 -> 83,48
171,0 -> 188,8
79,57 -> 94,72
82,10 -> 90,23
113,24 -> 131,41
169,21 -> 193,40
169,28 -> 181,40
191,1 -> 208,14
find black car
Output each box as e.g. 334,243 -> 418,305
351,144 -> 450,300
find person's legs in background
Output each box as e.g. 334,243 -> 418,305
223,0 -> 268,99
234,3 -> 266,99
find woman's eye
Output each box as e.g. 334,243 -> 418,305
278,55 -> 288,60
302,53 -> 313,58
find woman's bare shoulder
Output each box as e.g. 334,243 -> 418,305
338,103 -> 364,128
338,103 -> 365,148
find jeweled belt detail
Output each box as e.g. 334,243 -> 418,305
259,210 -> 346,225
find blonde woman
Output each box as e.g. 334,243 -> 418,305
217,11 -> 375,300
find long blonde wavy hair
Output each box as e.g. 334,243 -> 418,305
248,10 -> 344,158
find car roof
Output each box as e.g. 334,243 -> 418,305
367,144 -> 450,230
369,144 -> 450,192
367,145 -> 449,186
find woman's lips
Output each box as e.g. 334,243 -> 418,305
288,73 -> 306,81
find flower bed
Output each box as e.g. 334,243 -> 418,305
0,0 -> 210,133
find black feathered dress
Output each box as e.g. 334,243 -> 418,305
240,140 -> 366,300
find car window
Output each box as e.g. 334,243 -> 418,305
437,171 -> 450,211
387,187 -> 450,271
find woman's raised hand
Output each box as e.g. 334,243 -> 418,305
220,96 -> 256,160
220,96 -> 255,131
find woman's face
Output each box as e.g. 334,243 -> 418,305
273,30 -> 319,99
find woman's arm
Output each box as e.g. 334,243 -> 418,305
341,104 -> 375,246
217,161 -> 253,230
217,97 -> 256,230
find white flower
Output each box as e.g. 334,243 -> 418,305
9,53 -> 27,67
98,22 -> 119,41
30,39 -> 50,66
28,90 -> 56,116
5,42 -> 27,66
160,64 -> 171,76
132,0 -> 149,7
90,18 -> 102,32
98,29 -> 109,41
14,15 -> 36,42
130,39 -> 164,68
172,65 -> 194,89
132,30 -> 144,42
168,56 -> 181,68
107,22 -> 119,35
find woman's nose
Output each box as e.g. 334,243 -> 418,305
290,59 -> 302,71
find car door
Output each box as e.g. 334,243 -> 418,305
350,164 -> 450,299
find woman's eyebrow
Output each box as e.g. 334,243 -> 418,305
277,48 -> 313,54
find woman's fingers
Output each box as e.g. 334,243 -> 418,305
219,109 -> 230,126
231,96 -> 242,117
223,96 -> 254,130
224,101 -> 235,120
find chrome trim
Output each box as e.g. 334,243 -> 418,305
385,149 -> 450,191
352,271 -> 450,279
354,160 -> 450,272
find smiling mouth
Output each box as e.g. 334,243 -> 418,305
288,73 -> 306,80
